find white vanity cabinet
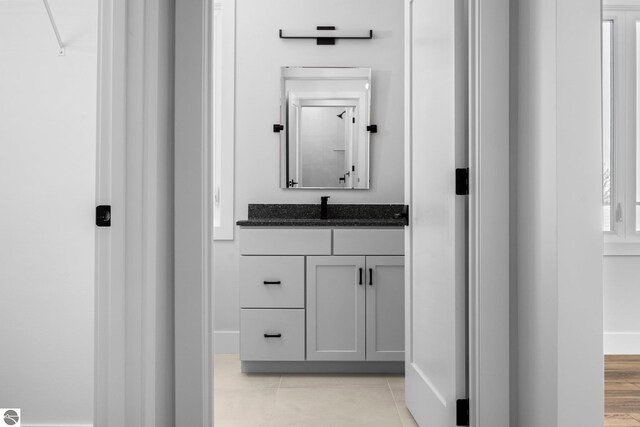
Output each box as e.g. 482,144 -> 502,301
306,255 -> 405,362
239,227 -> 404,368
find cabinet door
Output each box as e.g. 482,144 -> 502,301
366,256 -> 405,361
306,256 -> 366,361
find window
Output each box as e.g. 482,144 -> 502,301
211,0 -> 235,240
603,20 -> 613,232
636,22 -> 640,231
603,10 -> 640,253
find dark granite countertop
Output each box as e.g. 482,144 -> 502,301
236,204 -> 408,227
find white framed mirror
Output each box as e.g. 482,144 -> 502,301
279,67 -> 372,189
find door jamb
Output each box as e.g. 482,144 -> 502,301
175,0 -> 214,426
95,1 -> 127,425
467,0 -> 511,425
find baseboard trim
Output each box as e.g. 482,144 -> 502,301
241,361 -> 405,374
605,332 -> 640,354
214,330 -> 239,353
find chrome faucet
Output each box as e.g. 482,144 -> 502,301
320,196 -> 330,220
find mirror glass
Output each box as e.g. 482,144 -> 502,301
280,67 -> 371,189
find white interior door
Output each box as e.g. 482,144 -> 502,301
404,0 -> 467,425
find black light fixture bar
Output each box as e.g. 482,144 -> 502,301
279,26 -> 373,45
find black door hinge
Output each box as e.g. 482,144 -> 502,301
96,205 -> 111,227
367,124 -> 378,133
456,168 -> 469,195
273,124 -> 284,132
456,398 -> 469,426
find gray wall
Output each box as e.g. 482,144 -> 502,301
511,0 -> 603,425
213,0 -> 404,346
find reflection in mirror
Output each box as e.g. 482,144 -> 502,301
299,105 -> 352,188
280,67 -> 372,189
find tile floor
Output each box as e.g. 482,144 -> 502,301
213,354 -> 419,427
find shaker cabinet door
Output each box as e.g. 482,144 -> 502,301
365,256 -> 405,361
306,256 -> 366,361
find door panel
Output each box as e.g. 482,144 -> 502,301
366,256 -> 405,361
405,0 -> 467,424
306,256 -> 366,361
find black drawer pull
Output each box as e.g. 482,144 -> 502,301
369,268 -> 373,286
359,268 -> 363,285
264,333 -> 282,338
263,280 -> 282,285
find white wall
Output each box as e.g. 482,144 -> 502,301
604,256 -> 640,353
512,0 -> 603,425
213,0 -> 404,351
0,0 -> 97,425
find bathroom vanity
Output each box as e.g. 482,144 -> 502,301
237,204 -> 407,373
232,67 -> 406,373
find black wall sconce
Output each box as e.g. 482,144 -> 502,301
279,26 -> 373,45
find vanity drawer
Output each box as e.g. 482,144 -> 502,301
333,229 -> 404,255
239,228 -> 331,255
240,256 -> 304,308
240,309 -> 305,361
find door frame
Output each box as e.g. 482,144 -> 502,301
175,0 -> 511,424
95,2 -> 127,425
95,1 -> 176,426
96,0 -> 510,425
174,0 -> 214,425
467,0 -> 511,425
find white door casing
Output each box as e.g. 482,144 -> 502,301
95,1 -> 126,425
175,0 -> 214,426
96,1 -> 176,426
468,0 -> 510,425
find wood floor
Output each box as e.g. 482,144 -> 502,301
606,355 -> 640,426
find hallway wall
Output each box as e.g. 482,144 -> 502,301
0,0 -> 98,425
511,0 -> 603,425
